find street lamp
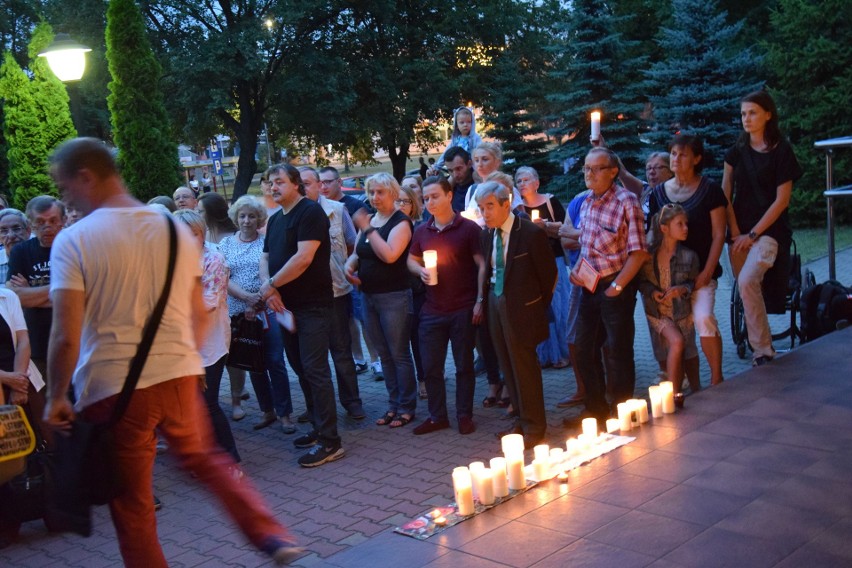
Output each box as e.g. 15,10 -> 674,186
37,33 -> 91,82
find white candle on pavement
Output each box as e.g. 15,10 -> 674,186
507,455 -> 525,491
490,457 -> 509,497
478,468 -> 495,505
452,468 -> 475,516
659,381 -> 675,414
617,402 -> 632,432
648,385 -> 663,418
582,417 -> 598,439
606,418 -> 620,433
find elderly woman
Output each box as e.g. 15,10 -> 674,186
648,134 -> 727,387
0,209 -> 30,287
173,186 -> 198,211
723,91 -> 801,368
172,209 -> 240,462
395,183 -> 427,399
345,173 -> 416,428
218,196 -> 295,433
515,166 -> 571,369
198,192 -> 237,244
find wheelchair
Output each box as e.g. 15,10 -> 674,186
730,239 -> 816,359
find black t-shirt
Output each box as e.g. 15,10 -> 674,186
452,179 -> 474,212
0,314 -> 15,372
264,198 -> 332,308
725,140 -> 802,245
356,210 -> 413,294
648,177 -> 728,279
341,195 -> 369,218
7,238 -> 52,359
523,196 -> 566,259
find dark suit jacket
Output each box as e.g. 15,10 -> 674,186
481,216 -> 557,346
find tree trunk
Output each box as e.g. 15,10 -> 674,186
229,118 -> 260,202
387,143 -> 410,182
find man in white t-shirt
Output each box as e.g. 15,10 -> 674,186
43,138 -> 300,566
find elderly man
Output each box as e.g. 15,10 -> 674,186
477,181 -> 556,449
172,186 -> 198,210
569,148 -> 648,431
44,138 -> 299,566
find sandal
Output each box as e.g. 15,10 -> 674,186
376,411 -> 396,426
496,397 -> 511,408
482,396 -> 497,408
389,414 -> 414,428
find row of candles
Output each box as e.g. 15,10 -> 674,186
449,381 -> 678,517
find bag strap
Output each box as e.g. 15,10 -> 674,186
108,215 -> 178,426
737,145 -> 772,211
544,194 -> 556,221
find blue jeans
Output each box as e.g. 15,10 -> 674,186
419,308 -> 476,421
574,281 -> 637,423
281,305 -> 340,446
363,289 -> 416,415
248,311 -> 293,418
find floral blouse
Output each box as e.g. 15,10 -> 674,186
218,235 -> 264,316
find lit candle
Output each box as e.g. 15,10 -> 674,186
606,418 -> 620,433
549,447 -> 564,466
434,516 -> 447,527
478,468 -> 495,505
582,417 -> 598,439
501,433 -> 524,457
531,209 -> 540,222
532,458 -> 549,481
452,468 -> 475,516
490,457 -> 509,497
469,461 -> 485,500
423,250 -> 438,286
648,385 -> 663,418
460,210 -> 477,221
590,111 -> 601,141
617,402 -> 632,432
635,399 -> 649,423
533,444 -> 550,463
506,455 -> 525,491
557,471 -> 569,483
659,381 -> 675,414
566,437 -> 580,456
628,399 -> 641,427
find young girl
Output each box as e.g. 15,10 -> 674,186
639,204 -> 701,396
435,107 -> 483,170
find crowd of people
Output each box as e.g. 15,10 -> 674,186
0,90 -> 802,563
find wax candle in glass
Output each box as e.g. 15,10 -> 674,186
452,468 -> 475,516
591,111 -> 602,141
490,456 -> 509,497
423,250 -> 438,286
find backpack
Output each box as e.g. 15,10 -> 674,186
800,280 -> 852,342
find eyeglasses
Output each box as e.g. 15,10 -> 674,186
0,225 -> 27,236
320,179 -> 339,185
32,219 -> 63,231
516,178 -> 537,185
582,165 -> 614,175
646,165 -> 670,172
394,199 -> 413,206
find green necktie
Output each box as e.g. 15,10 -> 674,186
495,228 -> 505,296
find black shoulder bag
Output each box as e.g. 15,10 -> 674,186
51,215 -> 178,537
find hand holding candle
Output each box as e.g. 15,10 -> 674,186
530,209 -> 540,222
423,250 -> 438,286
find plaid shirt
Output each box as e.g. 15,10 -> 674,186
579,184 -> 647,278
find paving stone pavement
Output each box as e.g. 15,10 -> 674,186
1,246 -> 849,567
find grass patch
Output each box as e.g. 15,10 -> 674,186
794,224 -> 852,263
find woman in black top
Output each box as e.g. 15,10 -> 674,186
648,134 -> 728,386
345,173 -> 416,428
723,91 -> 802,367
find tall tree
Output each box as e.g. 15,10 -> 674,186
764,0 -> 852,225
0,53 -> 54,207
106,0 -> 181,202
643,0 -> 762,181
28,22 -> 77,153
546,0 -> 648,198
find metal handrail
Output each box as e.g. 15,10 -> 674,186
814,136 -> 852,280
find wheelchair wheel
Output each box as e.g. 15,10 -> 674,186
730,281 -> 749,359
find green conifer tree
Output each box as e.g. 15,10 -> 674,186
546,0 -> 647,198
0,53 -> 54,208
28,22 -> 77,156
106,0 -> 180,201
643,0 -> 762,181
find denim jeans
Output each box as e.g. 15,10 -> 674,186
248,310 -> 293,417
419,307 -> 476,421
363,289 -> 417,415
574,281 -> 637,423
281,304 -> 340,446
329,294 -> 362,411
202,354 -> 240,462
83,376 -> 289,567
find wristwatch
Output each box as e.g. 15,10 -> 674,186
364,226 -> 377,236
748,231 -> 758,241
610,281 -> 623,293
476,296 -> 484,303
268,277 -> 275,287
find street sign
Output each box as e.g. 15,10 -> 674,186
213,158 -> 223,175
209,139 -> 221,160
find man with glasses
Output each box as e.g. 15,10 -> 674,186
7,196 -> 66,379
318,166 -> 368,218
0,209 -> 30,287
567,148 -> 648,432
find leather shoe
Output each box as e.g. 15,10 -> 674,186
494,424 -> 523,440
556,393 -> 585,408
413,418 -> 450,435
524,435 -> 544,450
458,416 -> 476,435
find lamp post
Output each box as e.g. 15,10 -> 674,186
37,33 -> 91,82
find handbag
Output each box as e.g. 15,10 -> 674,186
0,396 -> 35,485
227,313 -> 266,373
51,215 -> 178,537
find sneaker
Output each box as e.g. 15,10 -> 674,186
296,410 -> 310,423
293,431 -> 318,449
298,443 -> 345,468
231,405 -> 246,421
371,361 -> 384,381
280,415 -> 297,434
354,362 -> 369,374
260,537 -> 303,565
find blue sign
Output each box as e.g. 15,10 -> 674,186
209,140 -> 222,160
213,159 -> 223,175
